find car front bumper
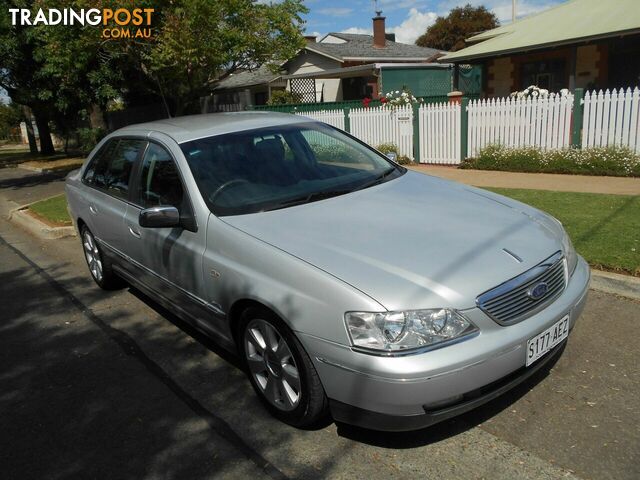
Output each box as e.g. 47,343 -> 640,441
301,256 -> 590,431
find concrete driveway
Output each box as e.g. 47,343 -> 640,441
0,180 -> 638,479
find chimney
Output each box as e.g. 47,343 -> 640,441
304,35 -> 316,43
372,11 -> 386,48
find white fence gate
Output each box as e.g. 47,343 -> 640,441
418,102 -> 460,164
467,94 -> 574,158
349,105 -> 414,159
581,88 -> 640,152
295,109 -> 345,130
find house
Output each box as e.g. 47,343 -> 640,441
202,65 -> 287,112
440,0 -> 640,97
206,12 -> 449,109
283,12 -> 446,103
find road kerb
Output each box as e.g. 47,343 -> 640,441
590,269 -> 640,302
8,206 -> 76,240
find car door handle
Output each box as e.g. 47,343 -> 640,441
89,205 -> 98,215
128,226 -> 141,238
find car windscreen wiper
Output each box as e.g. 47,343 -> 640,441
264,188 -> 353,211
354,167 -> 397,191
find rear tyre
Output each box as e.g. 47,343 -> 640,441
80,226 -> 124,290
240,307 -> 329,428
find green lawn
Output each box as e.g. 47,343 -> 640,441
28,194 -> 71,226
487,188 -> 640,276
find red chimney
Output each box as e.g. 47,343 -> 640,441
372,11 -> 386,48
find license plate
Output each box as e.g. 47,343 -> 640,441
526,315 -> 570,367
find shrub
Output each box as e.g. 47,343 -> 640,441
376,143 -> 413,165
267,90 -> 303,105
462,144 -> 640,177
375,143 -> 398,155
77,128 -> 107,155
313,143 -> 355,163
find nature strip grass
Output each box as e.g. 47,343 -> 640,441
28,194 -> 71,226
488,188 -> 640,276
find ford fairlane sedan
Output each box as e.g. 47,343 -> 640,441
66,113 -> 590,431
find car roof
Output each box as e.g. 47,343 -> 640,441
114,111 -> 315,144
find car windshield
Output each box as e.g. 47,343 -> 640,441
180,122 -> 405,216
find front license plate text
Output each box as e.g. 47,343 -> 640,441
526,314 -> 570,367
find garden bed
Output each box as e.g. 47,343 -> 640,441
463,145 -> 640,177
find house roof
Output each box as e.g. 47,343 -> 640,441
440,0 -> 640,62
213,65 -> 282,91
282,62 -> 451,80
306,33 -> 445,62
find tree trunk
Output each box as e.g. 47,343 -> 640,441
33,110 -> 55,155
88,104 -> 107,130
21,106 -> 38,154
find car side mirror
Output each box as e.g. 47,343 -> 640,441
385,152 -> 398,162
139,206 -> 181,229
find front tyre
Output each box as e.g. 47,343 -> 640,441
240,307 -> 329,428
80,226 -> 123,290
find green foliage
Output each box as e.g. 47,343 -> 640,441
462,144 -> 640,177
148,0 -> 307,114
488,188 -> 640,276
376,143 -> 398,155
375,143 -> 412,164
0,102 -> 22,137
267,90 -> 303,105
312,144 -> 356,164
77,128 -> 107,155
0,0 -> 308,138
415,4 -> 498,51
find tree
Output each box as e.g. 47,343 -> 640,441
147,0 -> 308,115
0,101 -> 22,137
415,4 -> 498,52
0,0 -> 57,153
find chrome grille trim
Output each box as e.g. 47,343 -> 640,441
477,251 -> 567,326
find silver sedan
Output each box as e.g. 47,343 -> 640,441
65,112 -> 590,431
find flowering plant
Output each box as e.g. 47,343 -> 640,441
509,85 -> 570,100
362,97 -> 372,108
381,88 -> 419,108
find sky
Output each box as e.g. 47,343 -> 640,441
303,0 -> 565,45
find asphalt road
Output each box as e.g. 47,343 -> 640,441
0,171 -> 638,479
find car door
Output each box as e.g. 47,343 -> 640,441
123,141 -> 225,336
81,137 -> 146,260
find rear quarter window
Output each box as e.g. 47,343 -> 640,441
83,138 -> 146,200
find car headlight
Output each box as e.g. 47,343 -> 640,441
345,309 -> 478,354
540,212 -> 577,277
562,230 -> 578,276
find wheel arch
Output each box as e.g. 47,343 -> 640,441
228,298 -> 290,348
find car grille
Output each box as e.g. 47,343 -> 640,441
476,251 -> 566,325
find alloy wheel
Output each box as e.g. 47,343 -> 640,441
244,318 -> 301,411
83,230 -> 103,282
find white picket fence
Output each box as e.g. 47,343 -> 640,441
349,105 -> 414,159
582,88 -> 640,152
283,86 -> 640,163
295,109 -> 345,130
418,102 -> 460,164
467,94 -> 574,158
